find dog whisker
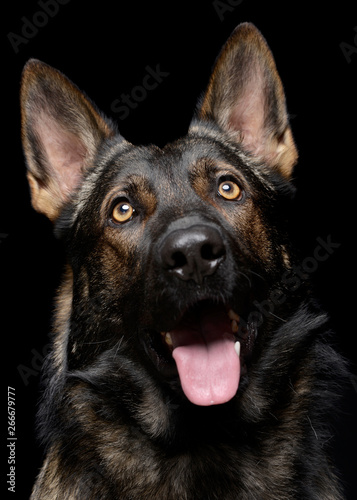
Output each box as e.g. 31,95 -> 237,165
247,269 -> 266,282
268,311 -> 287,323
236,271 -> 252,288
112,336 -> 125,358
82,339 -> 111,345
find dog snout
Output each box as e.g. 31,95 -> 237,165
159,224 -> 226,284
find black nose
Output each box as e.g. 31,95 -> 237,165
159,224 -> 226,284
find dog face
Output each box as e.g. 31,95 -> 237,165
21,23 -> 298,408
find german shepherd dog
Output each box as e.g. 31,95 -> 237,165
21,23 -> 346,499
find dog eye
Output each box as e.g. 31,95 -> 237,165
111,201 -> 135,223
218,180 -> 242,200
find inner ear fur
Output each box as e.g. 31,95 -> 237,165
196,22 -> 298,178
21,59 -> 117,220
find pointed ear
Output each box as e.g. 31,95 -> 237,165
21,59 -> 117,221
195,23 -> 298,178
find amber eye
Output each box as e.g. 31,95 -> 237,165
111,201 -> 135,223
218,180 -> 242,200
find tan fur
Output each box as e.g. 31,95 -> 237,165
21,59 -> 115,220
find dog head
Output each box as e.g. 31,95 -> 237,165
21,23 -> 298,408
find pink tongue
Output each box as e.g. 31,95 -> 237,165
170,305 -> 240,406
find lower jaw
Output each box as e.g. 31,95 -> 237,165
141,303 -> 257,399
142,330 -> 179,378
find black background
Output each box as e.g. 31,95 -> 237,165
2,1 -> 356,498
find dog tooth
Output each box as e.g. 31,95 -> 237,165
234,341 -> 241,357
165,333 -> 173,346
231,319 -> 239,333
228,309 -> 240,321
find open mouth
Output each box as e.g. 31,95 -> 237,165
143,300 -> 256,407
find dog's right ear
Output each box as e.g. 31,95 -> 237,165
21,59 -> 117,221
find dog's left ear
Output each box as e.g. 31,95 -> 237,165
21,59 -> 117,221
194,23 -> 298,178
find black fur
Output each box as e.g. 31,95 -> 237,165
21,23 -> 347,499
